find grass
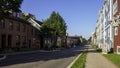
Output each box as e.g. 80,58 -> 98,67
92,45 -> 102,52
71,52 -> 87,68
103,53 -> 120,68
92,45 -> 97,49
96,48 -> 102,52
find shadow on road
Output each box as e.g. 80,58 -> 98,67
0,45 -> 87,67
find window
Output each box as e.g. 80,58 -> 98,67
115,27 -> 118,36
117,46 -> 120,54
16,23 -> 20,31
113,0 -> 118,15
35,30 -> 38,35
31,29 -> 34,35
16,35 -> 20,45
0,20 -> 5,29
22,36 -> 26,45
9,21 -> 13,30
13,12 -> 17,17
22,24 -> 26,32
17,13 -> 21,18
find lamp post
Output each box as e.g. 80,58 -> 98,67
66,33 -> 68,47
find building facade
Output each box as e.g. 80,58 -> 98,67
91,32 -> 96,45
104,0 -> 113,52
95,0 -> 114,53
0,12 -> 42,51
96,11 -> 102,48
112,0 -> 120,54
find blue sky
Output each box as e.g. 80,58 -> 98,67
21,0 -> 104,39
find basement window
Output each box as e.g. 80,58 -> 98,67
117,46 -> 120,54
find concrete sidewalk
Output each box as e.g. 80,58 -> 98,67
85,49 -> 118,68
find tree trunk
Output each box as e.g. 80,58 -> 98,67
51,35 -> 57,48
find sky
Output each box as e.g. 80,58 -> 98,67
21,0 -> 104,39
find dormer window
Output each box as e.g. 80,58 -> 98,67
9,21 -> 13,30
0,20 -> 5,29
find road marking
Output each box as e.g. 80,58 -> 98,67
67,53 -> 82,68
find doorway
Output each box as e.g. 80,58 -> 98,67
28,40 -> 31,48
1,34 -> 6,49
8,35 -> 12,48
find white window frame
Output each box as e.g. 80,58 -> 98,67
115,27 -> 118,36
113,0 -> 118,15
117,46 -> 120,54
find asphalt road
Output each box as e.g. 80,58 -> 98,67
0,45 -> 88,68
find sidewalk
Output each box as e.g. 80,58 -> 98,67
85,49 -> 118,68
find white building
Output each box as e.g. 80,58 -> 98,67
96,10 -> 102,48
104,0 -> 113,52
96,0 -> 114,53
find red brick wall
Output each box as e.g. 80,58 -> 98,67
114,26 -> 120,53
0,17 -> 42,49
113,0 -> 120,17
113,0 -> 120,53
0,18 -> 28,48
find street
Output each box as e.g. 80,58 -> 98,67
0,45 -> 88,68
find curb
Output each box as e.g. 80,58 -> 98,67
67,53 -> 83,68
2,49 -> 60,56
0,54 -> 6,61
3,50 -> 41,56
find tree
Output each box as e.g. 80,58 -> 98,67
41,11 -> 67,48
82,37 -> 88,44
88,36 -> 92,43
21,13 -> 30,20
0,0 -> 23,20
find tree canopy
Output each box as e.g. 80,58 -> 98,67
41,11 -> 67,48
0,0 -> 23,20
41,11 -> 67,37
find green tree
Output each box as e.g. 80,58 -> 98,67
88,36 -> 92,43
0,0 -> 23,20
41,11 -> 67,48
82,37 -> 88,44
21,13 -> 30,20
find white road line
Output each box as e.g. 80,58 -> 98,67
67,53 -> 82,68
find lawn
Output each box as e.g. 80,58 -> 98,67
103,54 -> 120,68
71,52 -> 87,68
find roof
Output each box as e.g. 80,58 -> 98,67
7,16 -> 30,24
35,20 -> 43,25
68,36 -> 81,39
27,18 -> 41,30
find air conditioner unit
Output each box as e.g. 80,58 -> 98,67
117,46 -> 120,54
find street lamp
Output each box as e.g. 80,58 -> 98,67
66,33 -> 68,47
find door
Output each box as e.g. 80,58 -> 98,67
8,35 -> 12,48
1,34 -> 6,49
28,40 -> 31,48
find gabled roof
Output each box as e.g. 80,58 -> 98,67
7,16 -> 30,24
35,20 -> 43,25
27,18 -> 42,30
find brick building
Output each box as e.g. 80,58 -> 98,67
0,13 -> 42,51
112,0 -> 120,54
